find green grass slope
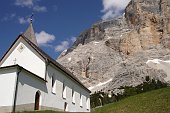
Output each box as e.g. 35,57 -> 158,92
19,87 -> 170,113
93,87 -> 170,113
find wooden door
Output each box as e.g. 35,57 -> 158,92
34,92 -> 40,110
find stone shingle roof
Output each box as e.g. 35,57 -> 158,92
23,21 -> 38,46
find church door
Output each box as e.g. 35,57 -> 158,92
34,91 -> 40,110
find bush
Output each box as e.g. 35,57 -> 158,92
121,76 -> 167,99
90,91 -> 117,108
90,77 -> 168,108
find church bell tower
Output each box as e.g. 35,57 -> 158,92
23,15 -> 38,46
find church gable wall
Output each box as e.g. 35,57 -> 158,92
15,69 -> 47,112
0,37 -> 46,79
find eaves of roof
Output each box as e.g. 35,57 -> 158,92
0,64 -> 47,82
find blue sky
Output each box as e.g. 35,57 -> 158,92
0,0 -> 130,59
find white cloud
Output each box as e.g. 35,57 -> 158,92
18,17 -> 29,24
55,41 -> 69,52
71,37 -> 76,43
15,0 -> 47,13
1,13 -> 16,22
35,31 -> 55,46
33,5 -> 47,12
55,36 -> 77,52
101,0 -> 130,20
11,13 -> 16,18
15,0 -> 33,8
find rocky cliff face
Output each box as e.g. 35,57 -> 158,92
57,0 -> 170,93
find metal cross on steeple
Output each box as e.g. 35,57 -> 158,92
23,13 -> 38,46
30,13 -> 34,23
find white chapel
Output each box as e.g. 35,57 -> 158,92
0,20 -> 91,113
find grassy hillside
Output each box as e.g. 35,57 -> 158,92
93,87 -> 170,113
19,87 -> 170,113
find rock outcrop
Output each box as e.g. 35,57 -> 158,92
57,0 -> 170,93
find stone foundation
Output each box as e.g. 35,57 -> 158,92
41,106 -> 63,111
15,103 -> 35,112
0,104 -> 63,113
0,106 -> 13,113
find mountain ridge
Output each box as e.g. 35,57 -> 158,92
57,0 -> 170,93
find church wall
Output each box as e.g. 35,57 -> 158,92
1,39 -> 46,79
0,68 -> 90,112
0,68 -> 18,113
15,65 -> 90,112
15,69 -> 48,112
43,65 -> 90,112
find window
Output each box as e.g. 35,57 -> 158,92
86,97 -> 90,110
72,88 -> 75,104
63,82 -> 66,99
51,76 -> 56,94
52,76 -> 54,87
80,92 -> 83,107
64,102 -> 68,111
17,44 -> 25,53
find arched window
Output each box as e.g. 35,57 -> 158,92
34,91 -> 40,110
52,76 -> 55,87
86,97 -> 90,110
51,76 -> 56,94
62,81 -> 66,99
64,102 -> 68,111
72,87 -> 75,104
80,92 -> 83,107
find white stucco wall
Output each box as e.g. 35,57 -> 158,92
44,65 -> 90,112
16,65 -> 90,112
0,37 -> 90,112
16,70 -> 46,107
0,68 -> 17,108
0,38 -> 46,79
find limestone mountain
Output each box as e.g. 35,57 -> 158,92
57,0 -> 170,93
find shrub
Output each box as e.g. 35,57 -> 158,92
90,77 -> 168,108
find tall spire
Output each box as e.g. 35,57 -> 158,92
23,14 -> 38,46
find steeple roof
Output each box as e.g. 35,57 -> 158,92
23,19 -> 38,46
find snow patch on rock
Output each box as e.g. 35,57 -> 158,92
146,59 -> 170,81
93,41 -> 100,45
88,79 -> 112,90
68,57 -> 72,61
